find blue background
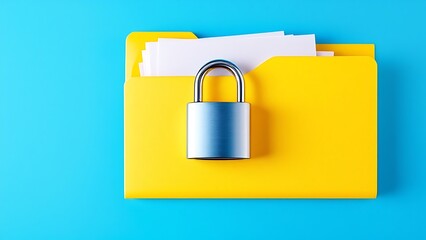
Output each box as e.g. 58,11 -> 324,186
1,0 -> 425,239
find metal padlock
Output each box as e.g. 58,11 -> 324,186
187,59 -> 250,159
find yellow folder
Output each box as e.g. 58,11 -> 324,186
124,32 -> 377,198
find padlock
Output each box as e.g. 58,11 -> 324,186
187,59 -> 250,159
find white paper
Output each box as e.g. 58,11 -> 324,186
140,31 -> 286,76
156,34 -> 316,76
316,51 -> 334,56
145,42 -> 158,76
141,50 -> 150,76
189,31 -> 285,41
138,62 -> 145,76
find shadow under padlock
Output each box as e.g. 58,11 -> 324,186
200,63 -> 272,159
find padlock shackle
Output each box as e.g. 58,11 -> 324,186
194,59 -> 245,103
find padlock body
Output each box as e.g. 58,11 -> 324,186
187,102 -> 250,159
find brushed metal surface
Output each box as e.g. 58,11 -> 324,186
187,102 -> 250,159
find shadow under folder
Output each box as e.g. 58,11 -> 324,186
378,59 -> 401,196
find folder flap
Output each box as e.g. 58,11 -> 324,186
317,44 -> 375,58
124,56 -> 377,198
250,55 -> 376,81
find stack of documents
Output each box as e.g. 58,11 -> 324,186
139,31 -> 334,76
